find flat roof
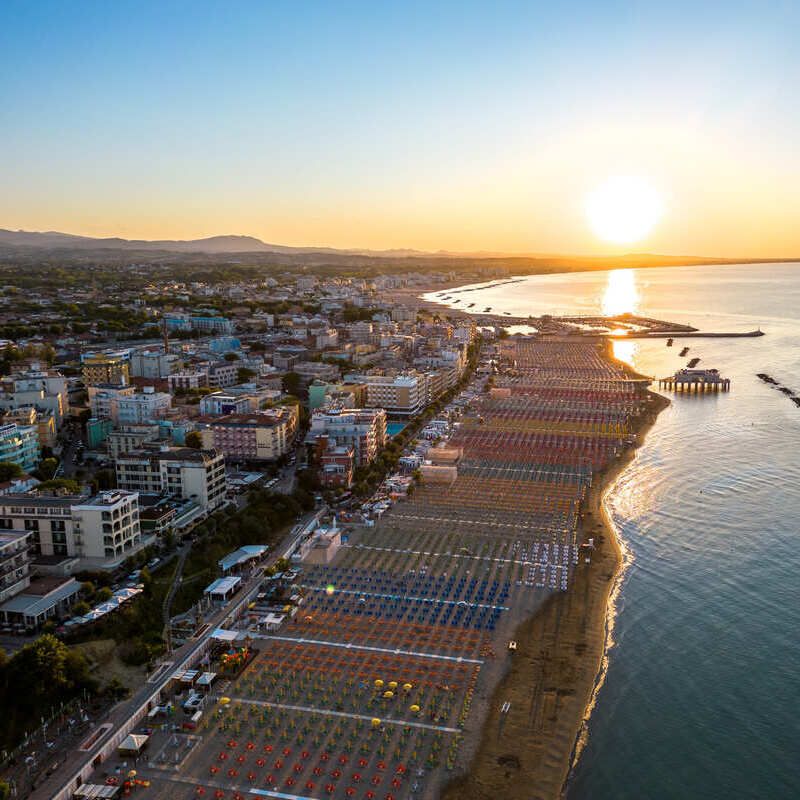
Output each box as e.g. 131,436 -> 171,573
205,576 -> 241,595
0,578 -> 79,616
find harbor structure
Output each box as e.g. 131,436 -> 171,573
658,368 -> 730,392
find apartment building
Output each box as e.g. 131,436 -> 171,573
164,313 -> 233,334
3,407 -> 57,448
353,372 -> 428,417
196,406 -> 298,462
0,490 -> 143,563
308,407 -> 386,466
116,387 -> 172,424
0,423 -> 40,472
130,351 -> 182,379
88,383 -> 136,423
82,353 -> 130,386
0,368 -> 69,425
168,369 -> 210,391
116,445 -> 226,511
105,424 -> 160,461
71,491 -> 142,561
0,530 -> 31,604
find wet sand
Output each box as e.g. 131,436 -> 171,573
442,356 -> 669,800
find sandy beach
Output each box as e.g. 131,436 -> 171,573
441,346 -> 669,800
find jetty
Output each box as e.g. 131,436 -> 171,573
659,368 -> 730,392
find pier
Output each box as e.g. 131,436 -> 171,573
659,368 -> 730,392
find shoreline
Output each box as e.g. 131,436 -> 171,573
441,341 -> 669,800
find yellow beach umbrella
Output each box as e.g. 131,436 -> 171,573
219,697 -> 230,705
374,679 -> 384,689
409,704 -> 420,713
403,683 -> 413,692
383,691 -> 394,699
387,681 -> 398,690
371,718 -> 381,727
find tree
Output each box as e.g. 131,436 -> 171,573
96,586 -> 113,602
185,431 -> 202,449
223,352 -> 240,361
237,366 -> 256,383
34,457 -> 59,480
282,371 -> 302,396
73,601 -> 90,616
96,469 -> 116,490
0,462 -> 22,481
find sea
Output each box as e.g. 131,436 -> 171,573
424,262 -> 800,800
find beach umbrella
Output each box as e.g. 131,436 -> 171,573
409,705 -> 420,713
382,691 -> 394,699
371,718 -> 381,727
402,683 -> 412,692
374,679 -> 384,689
219,697 -> 230,705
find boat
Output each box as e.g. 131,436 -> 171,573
687,357 -> 700,367
467,302 -> 475,308
484,307 -> 491,312
667,338 -> 673,346
679,347 -> 689,356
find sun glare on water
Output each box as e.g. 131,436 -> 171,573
587,176 -> 662,244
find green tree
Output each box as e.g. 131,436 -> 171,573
96,586 -> 113,602
223,352 -> 240,361
72,601 -> 90,616
185,431 -> 202,449
282,371 -> 302,396
35,457 -> 59,480
0,462 -> 22,481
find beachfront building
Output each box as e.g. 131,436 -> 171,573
357,372 -> 428,417
307,407 -> 386,466
196,406 -> 298,462
0,423 -> 40,472
116,445 -> 226,512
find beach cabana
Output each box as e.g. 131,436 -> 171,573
118,732 -> 149,757
204,576 -> 241,602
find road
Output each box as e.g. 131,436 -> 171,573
28,506 -> 326,800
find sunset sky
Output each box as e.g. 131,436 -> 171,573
2,0 -> 799,256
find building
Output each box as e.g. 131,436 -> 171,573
168,369 -> 210,392
165,313 -> 233,334
199,392 -> 252,416
116,387 -> 172,424
308,407 -> 386,466
0,368 -> 69,426
105,424 -> 160,461
82,353 -> 130,386
355,372 -> 428,417
71,491 -> 142,561
88,383 -> 136,423
116,445 -> 226,511
3,407 -> 57,448
208,362 -> 239,388
317,440 -> 355,488
0,423 -> 40,472
294,361 -> 341,382
130,351 -> 182,379
0,490 -> 144,565
0,530 -> 31,604
196,406 -> 298,462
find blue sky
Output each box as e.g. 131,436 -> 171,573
2,0 -> 798,254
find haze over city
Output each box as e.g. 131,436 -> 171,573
2,0 -> 799,257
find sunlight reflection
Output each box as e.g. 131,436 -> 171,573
601,269 -> 639,316
611,338 -> 637,366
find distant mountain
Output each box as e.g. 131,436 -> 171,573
0,228 -> 438,257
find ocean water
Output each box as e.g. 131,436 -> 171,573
426,263 -> 800,799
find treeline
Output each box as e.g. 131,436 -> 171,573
0,635 -> 95,752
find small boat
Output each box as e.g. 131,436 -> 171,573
667,338 -> 673,346
688,357 -> 700,367
484,307 -> 491,312
679,347 -> 689,357
467,302 -> 475,308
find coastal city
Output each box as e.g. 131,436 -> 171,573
0,260 -> 667,800
4,2 -> 798,799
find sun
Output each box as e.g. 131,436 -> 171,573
586,176 -> 662,244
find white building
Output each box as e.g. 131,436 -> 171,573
130,351 -> 183,379
71,491 -> 142,561
116,388 -> 172,424
116,445 -> 226,511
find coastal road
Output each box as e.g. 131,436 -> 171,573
29,506 -> 326,800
